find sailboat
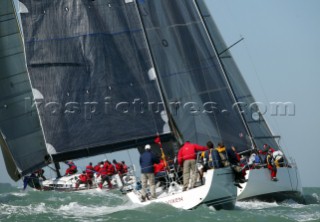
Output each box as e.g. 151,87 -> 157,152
197,1 -> 304,202
0,0 -> 243,210
0,0 -> 302,210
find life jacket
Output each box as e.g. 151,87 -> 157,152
70,165 -> 77,174
266,154 -> 274,166
79,174 -> 87,183
66,166 -> 77,175
154,160 -> 165,175
86,165 -> 94,176
93,164 -> 101,173
98,166 -> 108,176
215,146 -> 226,153
103,162 -> 109,169
122,164 -> 128,174
215,146 -> 229,167
107,164 -> 115,175
115,163 -> 123,173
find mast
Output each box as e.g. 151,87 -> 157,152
193,0 -> 256,149
134,0 -> 183,146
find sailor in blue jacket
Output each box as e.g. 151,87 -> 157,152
139,144 -> 159,201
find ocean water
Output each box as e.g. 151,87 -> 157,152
0,184 -> 319,222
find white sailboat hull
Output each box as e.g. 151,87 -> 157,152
127,167 -> 237,210
237,166 -> 303,202
30,173 -> 133,192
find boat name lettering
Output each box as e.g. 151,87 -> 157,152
165,197 -> 183,204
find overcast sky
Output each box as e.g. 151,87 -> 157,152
1,0 -> 319,188
206,0 -> 320,187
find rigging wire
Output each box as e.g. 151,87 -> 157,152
216,0 -> 292,157
235,19 -> 292,158
224,0 -> 284,136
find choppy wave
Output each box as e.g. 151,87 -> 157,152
304,192 -> 320,205
0,202 -> 47,216
57,201 -> 141,218
236,200 -> 279,210
0,185 -> 319,222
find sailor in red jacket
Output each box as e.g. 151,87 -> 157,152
113,159 -> 123,175
121,161 -> 128,174
266,149 -> 278,181
97,160 -> 113,189
75,171 -> 91,189
106,160 -> 115,176
177,141 -> 208,191
154,159 -> 167,188
85,162 -> 94,179
65,161 -> 78,176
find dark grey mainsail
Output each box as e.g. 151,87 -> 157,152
0,0 -> 48,180
196,0 -> 280,151
137,0 -> 251,150
20,0 -> 171,162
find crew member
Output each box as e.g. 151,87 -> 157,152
140,144 -> 159,201
65,161 -> 78,176
266,149 -> 278,181
177,141 -> 208,191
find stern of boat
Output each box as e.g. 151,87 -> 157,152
126,167 -> 237,210
237,165 -> 303,202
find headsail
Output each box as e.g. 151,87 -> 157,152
20,0 -> 171,162
197,0 -> 280,151
0,0 -> 48,180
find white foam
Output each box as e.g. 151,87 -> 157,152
47,196 -> 72,202
10,192 -> 28,197
236,200 -> 279,210
287,211 -> 320,222
76,189 -> 126,200
0,192 -> 29,198
57,201 -> 141,218
0,203 -> 48,215
312,193 -> 320,202
281,199 -> 305,209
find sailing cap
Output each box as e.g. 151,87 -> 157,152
145,144 -> 151,150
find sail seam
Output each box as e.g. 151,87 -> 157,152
24,29 -> 143,44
